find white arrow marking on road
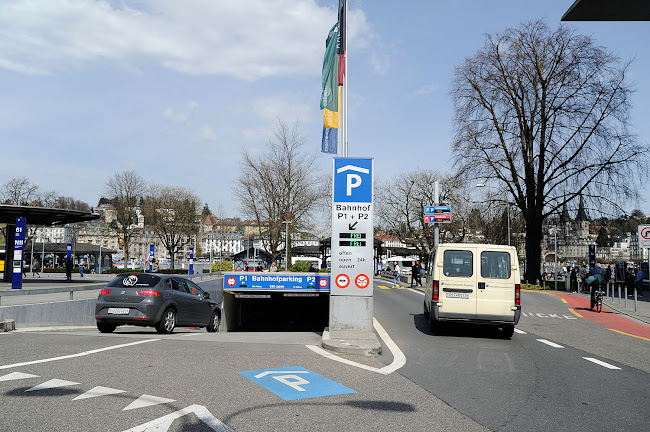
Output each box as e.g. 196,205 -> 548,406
583,357 -> 621,370
25,379 -> 80,392
72,386 -> 127,400
122,404 -> 233,432
514,329 -> 527,334
124,394 -> 176,411
0,372 -> 40,382
537,339 -> 564,348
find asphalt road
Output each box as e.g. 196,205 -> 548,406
1,279 -> 648,431
372,281 -> 650,431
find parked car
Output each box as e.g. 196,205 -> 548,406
95,273 -> 221,334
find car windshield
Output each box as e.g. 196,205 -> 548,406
106,274 -> 161,288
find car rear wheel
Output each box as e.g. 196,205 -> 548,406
97,322 -> 116,333
156,309 -> 176,334
207,311 -> 220,332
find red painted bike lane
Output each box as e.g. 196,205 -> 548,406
550,292 -> 650,341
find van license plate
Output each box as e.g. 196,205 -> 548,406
446,292 -> 469,299
108,308 -> 130,314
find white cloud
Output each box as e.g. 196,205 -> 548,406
197,125 -> 217,142
0,0 -> 375,80
409,84 -> 440,98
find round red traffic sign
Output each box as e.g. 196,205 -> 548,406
355,274 -> 370,289
319,278 -> 329,288
335,274 -> 350,288
641,226 -> 650,239
226,277 -> 237,287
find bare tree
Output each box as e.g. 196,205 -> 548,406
1,177 -> 39,205
376,170 -> 468,257
235,120 -> 328,265
451,20 -> 648,281
143,185 -> 201,269
105,170 -> 146,263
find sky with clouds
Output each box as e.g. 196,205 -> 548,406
1,0 -> 648,217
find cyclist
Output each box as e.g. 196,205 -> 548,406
586,265 -> 605,310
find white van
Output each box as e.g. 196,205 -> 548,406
424,243 -> 521,338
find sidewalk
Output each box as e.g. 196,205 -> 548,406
0,273 -> 113,305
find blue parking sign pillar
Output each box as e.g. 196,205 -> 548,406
11,217 -> 26,290
67,242 -> 72,260
149,243 -> 154,274
189,247 -> 194,275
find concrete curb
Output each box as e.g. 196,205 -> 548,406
321,327 -> 382,356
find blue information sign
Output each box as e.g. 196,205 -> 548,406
425,206 -> 451,214
189,246 -> 194,275
223,273 -> 330,291
239,366 -> 355,401
11,217 -> 26,290
333,158 -> 373,203
149,243 -> 155,274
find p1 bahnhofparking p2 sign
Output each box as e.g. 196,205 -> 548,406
331,157 -> 374,297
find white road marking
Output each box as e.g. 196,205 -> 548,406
26,378 -> 80,392
306,318 -> 407,375
123,394 -> 176,411
514,329 -> 527,334
0,372 -> 39,382
407,288 -> 425,296
123,404 -> 233,432
182,333 -> 201,337
72,386 -> 127,400
0,339 -> 159,370
583,357 -> 621,370
537,339 -> 564,348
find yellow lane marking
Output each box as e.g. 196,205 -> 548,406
568,308 -> 583,318
396,286 -> 407,289
608,328 -> 650,342
378,285 -> 391,290
561,299 -> 568,304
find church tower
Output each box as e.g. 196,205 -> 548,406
576,196 -> 589,239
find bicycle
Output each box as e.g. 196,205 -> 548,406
591,289 -> 604,312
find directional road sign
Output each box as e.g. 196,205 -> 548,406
331,158 -> 374,297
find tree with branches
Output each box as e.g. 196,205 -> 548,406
451,20 -> 648,281
143,185 -> 201,269
235,120 -> 328,265
105,170 -> 146,263
1,177 -> 40,205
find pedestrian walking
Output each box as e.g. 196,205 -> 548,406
32,258 -> 41,278
411,261 -> 422,287
65,256 -> 73,281
570,267 -> 577,292
393,263 -> 401,288
79,258 -> 85,277
635,267 -> 644,298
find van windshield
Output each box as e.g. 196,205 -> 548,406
481,252 -> 511,279
443,250 -> 473,277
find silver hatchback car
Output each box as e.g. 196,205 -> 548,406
95,273 -> 221,334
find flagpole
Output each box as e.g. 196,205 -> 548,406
343,0 -> 348,157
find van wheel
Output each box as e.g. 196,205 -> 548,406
429,314 -> 442,335
502,325 -> 515,339
423,301 -> 430,319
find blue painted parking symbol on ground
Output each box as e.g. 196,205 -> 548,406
238,366 -> 356,401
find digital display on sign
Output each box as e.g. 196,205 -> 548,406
339,240 -> 366,247
339,233 -> 366,239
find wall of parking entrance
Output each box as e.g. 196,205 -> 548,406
0,276 -> 223,328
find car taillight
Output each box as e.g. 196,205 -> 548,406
515,284 -> 521,306
137,290 -> 161,296
99,289 -> 112,295
433,280 -> 439,302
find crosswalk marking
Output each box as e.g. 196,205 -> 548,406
73,386 -> 127,401
378,285 -> 391,289
123,394 -> 176,411
0,372 -> 39,382
26,379 -> 80,392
